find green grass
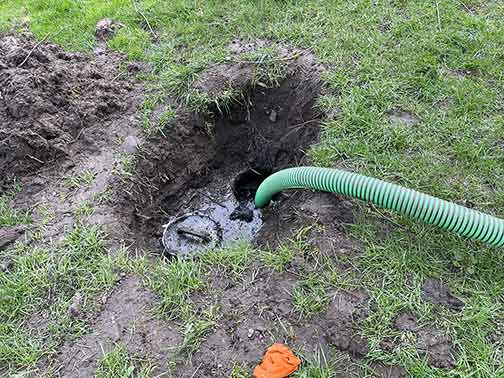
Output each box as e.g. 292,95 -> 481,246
95,345 -> 136,378
177,305 -> 220,357
292,275 -> 329,318
64,169 -> 95,190
201,242 -> 254,277
146,257 -> 204,321
114,154 -> 137,178
0,185 -> 31,228
291,349 -> 355,378
260,227 -> 311,272
2,0 -> 504,376
229,363 -> 249,378
95,344 -> 154,378
0,224 -> 118,371
0,195 -> 31,228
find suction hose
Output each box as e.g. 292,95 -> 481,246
255,167 -> 504,247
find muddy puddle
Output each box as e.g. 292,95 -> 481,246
162,194 -> 263,258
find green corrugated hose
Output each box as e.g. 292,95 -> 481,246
255,167 -> 504,247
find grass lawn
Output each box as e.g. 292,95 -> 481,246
1,1 -> 504,377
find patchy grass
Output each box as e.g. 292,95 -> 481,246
293,349 -> 355,378
292,275 -> 330,318
201,242 -> 254,277
114,154 -> 137,178
145,257 -> 204,321
229,363 -> 249,378
64,169 -> 95,190
74,201 -> 94,219
261,227 -> 311,272
177,305 -> 220,358
0,195 -> 31,228
0,224 -> 118,371
260,244 -> 294,273
95,345 -> 136,378
95,344 -> 153,378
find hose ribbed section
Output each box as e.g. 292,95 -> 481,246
255,167 -> 504,247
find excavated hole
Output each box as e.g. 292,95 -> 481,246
121,66 -> 322,256
232,167 -> 272,202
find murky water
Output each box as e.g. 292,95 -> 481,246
162,193 -> 263,258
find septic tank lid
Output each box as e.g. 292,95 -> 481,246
162,212 -> 221,259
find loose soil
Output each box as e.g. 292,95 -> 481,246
1,33 -> 457,377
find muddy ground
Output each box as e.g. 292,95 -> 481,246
0,32 -> 461,377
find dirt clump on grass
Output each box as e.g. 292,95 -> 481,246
416,327 -> 458,369
421,277 -> 464,311
390,311 -> 458,370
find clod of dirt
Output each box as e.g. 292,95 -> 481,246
421,278 -> 464,311
0,33 -> 136,185
121,135 -> 141,154
229,204 -> 254,222
0,258 -> 14,272
95,18 -> 123,42
347,335 -> 370,358
379,337 -> 397,352
370,363 -> 408,378
299,192 -> 355,226
192,62 -> 255,98
68,292 -> 83,318
0,226 -> 24,250
393,312 -> 418,331
416,327 -> 457,369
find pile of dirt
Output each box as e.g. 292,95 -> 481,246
0,32 -> 137,186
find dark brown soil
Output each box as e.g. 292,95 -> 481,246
393,312 -> 418,332
0,33 -> 138,187
115,44 -> 326,250
390,311 -> 458,370
0,32 -> 143,248
174,264 -> 371,377
416,327 -> 458,369
0,226 -> 24,251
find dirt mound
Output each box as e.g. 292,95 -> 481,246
0,33 -> 136,185
417,327 -> 458,369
